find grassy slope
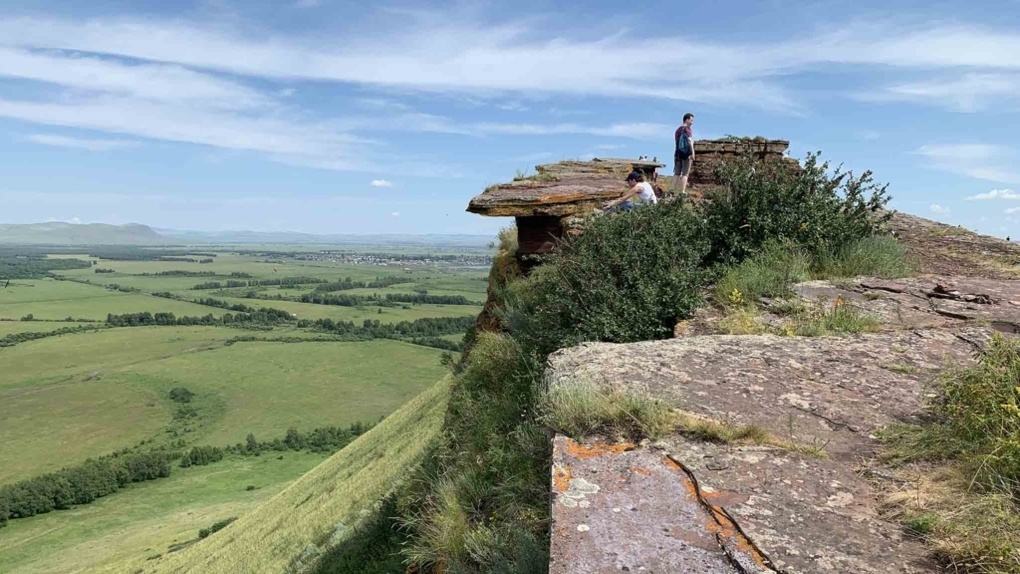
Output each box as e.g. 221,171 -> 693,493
0,451 -> 327,574
138,378 -> 451,574
0,330 -> 444,482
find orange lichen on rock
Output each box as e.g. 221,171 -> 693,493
553,465 -> 573,493
563,438 -> 636,459
630,466 -> 652,477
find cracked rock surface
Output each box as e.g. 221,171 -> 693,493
545,326 -> 1006,573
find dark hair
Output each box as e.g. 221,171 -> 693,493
683,113 -> 694,122
626,171 -> 643,182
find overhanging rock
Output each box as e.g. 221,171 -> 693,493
466,139 -> 795,259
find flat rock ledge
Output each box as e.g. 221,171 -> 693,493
547,327 -> 1000,573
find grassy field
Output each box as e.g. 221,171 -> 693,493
138,378 -> 451,574
0,328 -> 445,483
0,244 -> 483,573
0,451 -> 328,574
0,279 -> 228,321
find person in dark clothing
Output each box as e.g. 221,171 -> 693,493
672,113 -> 695,195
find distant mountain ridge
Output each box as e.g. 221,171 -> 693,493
0,222 -> 166,245
0,222 -> 493,248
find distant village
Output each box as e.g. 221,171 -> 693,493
290,250 -> 492,268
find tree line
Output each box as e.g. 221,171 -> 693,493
0,422 -> 373,527
298,292 -> 475,307
298,315 -> 475,340
191,276 -> 328,290
0,451 -> 172,526
105,307 -> 293,328
0,255 -> 92,280
312,276 -> 410,293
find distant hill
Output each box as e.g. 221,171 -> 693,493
0,222 -> 166,245
154,228 -> 494,248
0,222 -> 493,248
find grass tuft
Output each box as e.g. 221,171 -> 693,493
540,380 -> 677,441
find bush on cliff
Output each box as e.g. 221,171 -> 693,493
704,151 -> 892,266
505,200 -> 710,356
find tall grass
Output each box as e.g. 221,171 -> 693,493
715,236 -> 912,308
883,334 -> 1020,572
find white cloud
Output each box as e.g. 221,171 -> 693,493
68,216 -> 82,224
390,211 -> 400,217
370,179 -> 393,187
915,144 -> 1020,184
1006,207 -> 1020,215
3,15 -> 1020,112
862,73 -> 1020,112
930,204 -> 951,215
25,133 -> 138,151
3,12 -> 1020,174
966,188 -> 1019,200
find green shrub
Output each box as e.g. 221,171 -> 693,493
923,334 -> 1020,486
198,516 -> 237,539
169,387 -> 194,403
704,152 -> 892,266
510,201 -> 710,355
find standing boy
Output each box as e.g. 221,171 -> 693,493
673,113 -> 695,195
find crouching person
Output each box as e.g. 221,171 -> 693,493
604,171 -> 659,212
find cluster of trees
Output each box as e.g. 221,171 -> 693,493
86,249 -> 217,261
179,445 -> 224,467
160,257 -> 214,263
141,270 -> 216,277
298,315 -> 474,340
408,336 -> 463,352
94,268 -> 115,274
298,291 -> 475,307
312,276 -> 409,293
191,276 -> 328,290
104,283 -> 140,293
105,307 -> 293,328
0,254 -> 91,279
0,451 -> 172,526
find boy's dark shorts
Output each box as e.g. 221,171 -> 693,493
674,157 -> 692,177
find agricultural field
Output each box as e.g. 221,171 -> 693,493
0,244 -> 489,573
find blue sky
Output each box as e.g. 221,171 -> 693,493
1,1 -> 1020,238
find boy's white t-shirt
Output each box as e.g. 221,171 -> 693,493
633,182 -> 658,204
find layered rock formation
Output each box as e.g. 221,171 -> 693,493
466,139 -> 793,259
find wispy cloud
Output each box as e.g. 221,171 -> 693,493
862,73 -> 1020,112
1006,207 -> 1020,215
24,133 -> 139,151
370,179 -> 393,187
966,188 -> 1019,200
930,204 -> 951,215
2,12 -> 1020,173
915,144 -> 1020,184
3,15 -> 1020,111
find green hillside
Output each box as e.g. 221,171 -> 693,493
0,222 -> 166,245
122,377 -> 451,574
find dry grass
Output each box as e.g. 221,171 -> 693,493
673,410 -> 828,458
128,378 -> 452,574
540,380 -> 676,441
884,468 -> 1020,573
